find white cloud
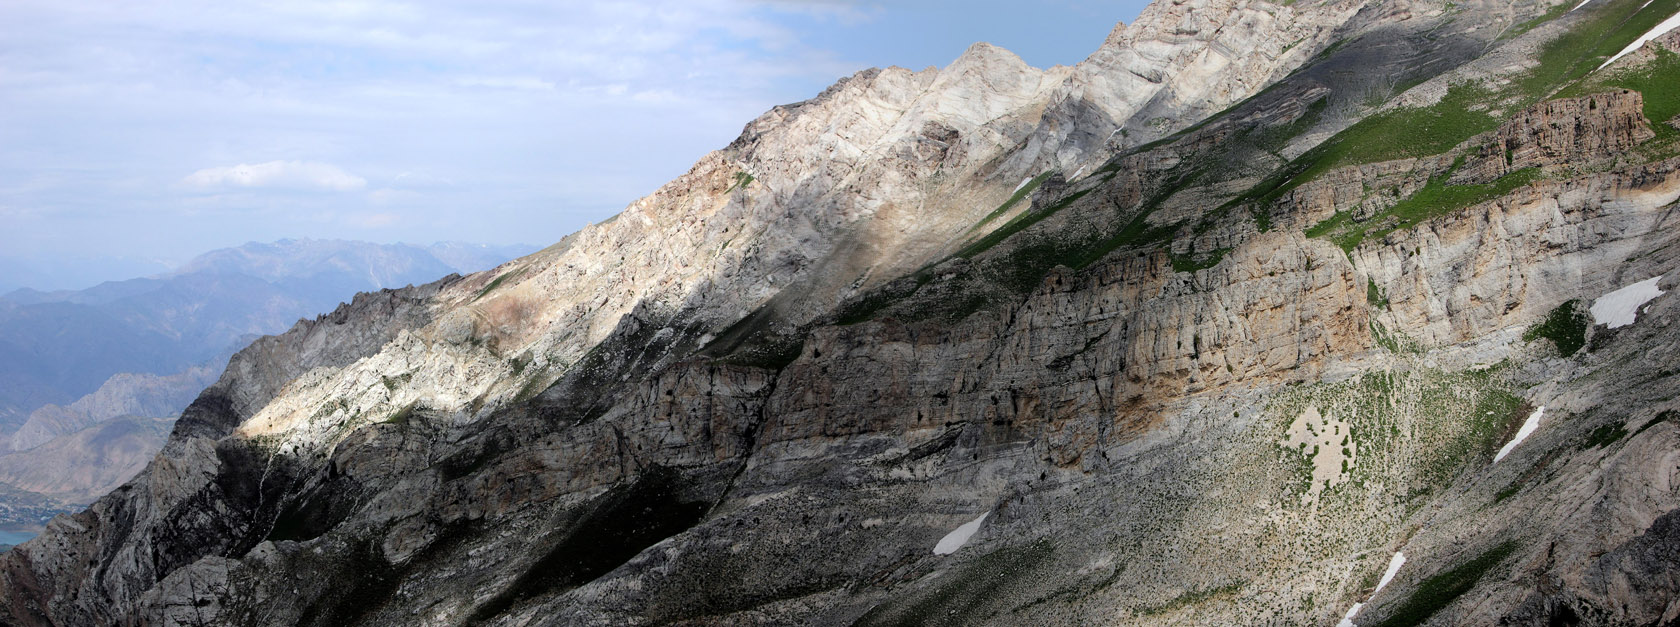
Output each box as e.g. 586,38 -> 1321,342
182,161 -> 367,192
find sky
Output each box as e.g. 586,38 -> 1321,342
0,0 -> 1149,290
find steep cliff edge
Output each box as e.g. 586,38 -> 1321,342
5,0 -> 1680,625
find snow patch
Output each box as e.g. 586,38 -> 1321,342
1572,0 -> 1594,11
1495,406 -> 1546,462
1012,177 -> 1033,194
1374,552 -> 1407,595
1590,276 -> 1664,328
1338,552 -> 1406,627
1337,603 -> 1364,627
1069,165 -> 1087,181
933,512 -> 990,555
1598,11 -> 1680,70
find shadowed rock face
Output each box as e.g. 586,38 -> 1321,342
6,0 -> 1680,625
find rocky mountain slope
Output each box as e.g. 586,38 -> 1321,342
0,240 -> 531,533
0,238 -> 532,435
3,0 -> 1680,625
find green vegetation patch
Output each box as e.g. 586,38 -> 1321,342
1633,409 -> 1677,437
1524,0 -> 1680,100
1248,95 -> 1331,155
834,279 -> 924,326
1065,210 -> 1183,272
474,268 -> 522,301
513,367 -> 553,403
1307,84 -> 1495,168
1136,582 -> 1247,616
726,170 -> 755,192
954,189 -> 1093,261
1171,247 -> 1231,273
1523,299 -> 1590,357
1366,541 -> 1520,627
1305,167 -> 1542,252
1367,279 -> 1390,309
1580,421 -> 1630,449
1234,82 -> 1502,210
1493,480 -> 1525,503
1371,320 -> 1425,354
971,172 -> 1054,232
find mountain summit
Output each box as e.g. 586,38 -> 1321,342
4,0 -> 1680,625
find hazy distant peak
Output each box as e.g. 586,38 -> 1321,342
174,238 -> 536,283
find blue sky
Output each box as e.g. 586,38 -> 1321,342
0,0 -> 1148,290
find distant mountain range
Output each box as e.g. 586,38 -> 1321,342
0,238 -> 533,530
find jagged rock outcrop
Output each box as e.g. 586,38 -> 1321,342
1454,90 -> 1656,184
5,0 -> 1680,625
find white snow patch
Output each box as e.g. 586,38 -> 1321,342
1591,276 -> 1665,328
933,512 -> 990,555
1069,165 -> 1087,181
1598,11 -> 1680,70
1338,552 -> 1406,627
1495,406 -> 1546,462
1374,552 -> 1407,595
1012,177 -> 1033,194
1572,0 -> 1594,11
1337,602 -> 1364,627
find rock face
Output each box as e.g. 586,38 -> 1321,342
1455,90 -> 1657,184
5,0 -> 1680,625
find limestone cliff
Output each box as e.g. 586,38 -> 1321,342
4,0 -> 1680,625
